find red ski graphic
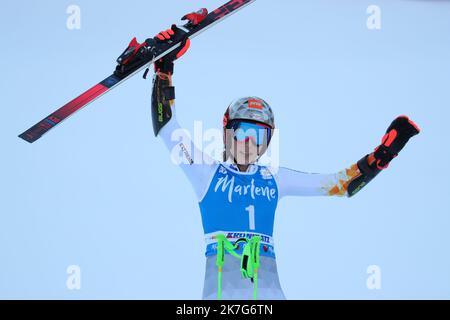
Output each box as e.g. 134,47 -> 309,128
18,77 -> 116,143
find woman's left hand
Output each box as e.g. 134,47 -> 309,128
373,115 -> 421,169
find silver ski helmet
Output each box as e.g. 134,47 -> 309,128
223,97 -> 275,160
223,97 -> 275,130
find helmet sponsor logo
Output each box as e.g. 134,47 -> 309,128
248,99 -> 263,110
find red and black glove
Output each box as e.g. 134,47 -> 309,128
373,115 -> 421,169
153,24 -> 191,74
152,9 -> 208,75
347,115 -> 420,197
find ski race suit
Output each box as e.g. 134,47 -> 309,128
151,72 -> 383,300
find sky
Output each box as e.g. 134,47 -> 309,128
1,0 -> 449,299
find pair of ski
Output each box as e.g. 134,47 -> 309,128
19,0 -> 256,143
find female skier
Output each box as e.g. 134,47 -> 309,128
150,25 -> 421,300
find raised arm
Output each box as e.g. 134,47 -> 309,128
150,24 -> 218,202
275,116 -> 421,199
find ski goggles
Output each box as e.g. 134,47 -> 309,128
229,120 -> 272,146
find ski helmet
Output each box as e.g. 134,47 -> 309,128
223,97 -> 275,161
223,96 -> 275,131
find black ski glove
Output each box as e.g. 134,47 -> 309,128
153,24 -> 190,75
373,115 -> 421,169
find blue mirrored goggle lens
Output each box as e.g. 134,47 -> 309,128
231,121 -> 270,145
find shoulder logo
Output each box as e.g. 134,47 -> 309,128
260,167 -> 273,180
219,166 -> 228,175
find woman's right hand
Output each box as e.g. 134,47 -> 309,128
153,24 -> 191,74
